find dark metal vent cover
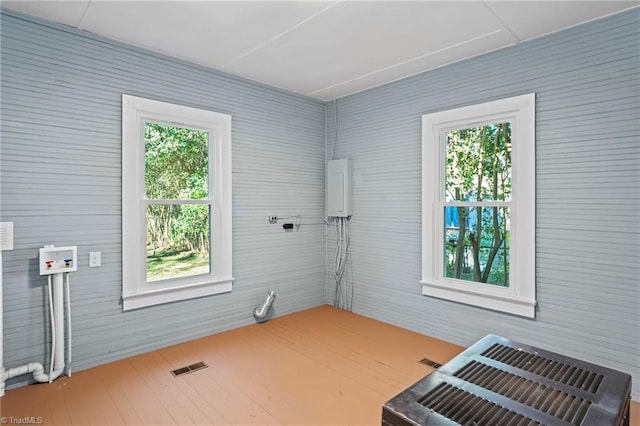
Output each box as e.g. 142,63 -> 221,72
482,343 -> 604,394
418,357 -> 442,368
171,361 -> 207,377
382,334 -> 632,426
419,382 -> 541,426
454,360 -> 590,425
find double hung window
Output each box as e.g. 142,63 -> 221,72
122,95 -> 233,310
422,94 -> 536,318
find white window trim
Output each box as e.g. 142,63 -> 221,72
122,95 -> 233,311
421,94 -> 536,318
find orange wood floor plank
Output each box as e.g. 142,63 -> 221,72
20,383 -> 55,425
1,382 -> 37,421
177,336 -> 292,425
167,340 -> 284,425
261,319 -> 428,389
631,400 -> 640,426
211,331 -> 332,423
60,370 -> 126,425
127,351 -> 212,425
152,349 -> 232,425
118,359 -> 177,425
1,305 -> 638,425
97,365 -> 145,425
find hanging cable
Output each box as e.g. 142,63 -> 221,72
342,218 -> 347,308
333,216 -> 352,311
329,99 -> 339,160
344,218 -> 351,310
337,218 -> 341,309
334,218 -> 341,308
346,218 -> 353,311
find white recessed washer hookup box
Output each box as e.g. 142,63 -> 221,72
39,246 -> 77,275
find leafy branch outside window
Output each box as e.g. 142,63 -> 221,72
444,123 -> 511,286
144,123 -> 210,282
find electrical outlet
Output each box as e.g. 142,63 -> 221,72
268,216 -> 278,224
89,251 -> 101,267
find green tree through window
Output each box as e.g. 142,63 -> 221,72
144,123 -> 210,282
444,123 -> 511,286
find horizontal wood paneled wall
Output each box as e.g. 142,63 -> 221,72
2,6 -> 638,401
326,9 -> 640,399
0,9 -> 326,388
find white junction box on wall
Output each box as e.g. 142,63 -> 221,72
39,246 -> 78,275
328,158 -> 351,217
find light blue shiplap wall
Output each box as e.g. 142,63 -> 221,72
326,9 -> 640,398
1,10 -> 326,388
2,5 -> 639,401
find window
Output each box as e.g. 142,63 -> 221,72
422,94 -> 536,318
122,95 -> 232,310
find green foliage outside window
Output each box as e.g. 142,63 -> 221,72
144,123 -> 210,281
444,123 -> 511,286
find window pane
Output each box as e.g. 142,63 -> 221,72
445,123 -> 511,202
444,206 -> 509,287
145,122 -> 209,200
146,204 -> 210,282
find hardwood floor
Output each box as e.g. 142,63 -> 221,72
1,305 -> 638,425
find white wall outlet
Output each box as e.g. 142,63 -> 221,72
89,251 -> 101,267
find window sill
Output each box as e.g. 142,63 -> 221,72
421,280 -> 536,318
123,277 -> 233,311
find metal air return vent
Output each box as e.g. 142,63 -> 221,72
171,361 -> 207,377
482,343 -> 604,394
419,382 -> 541,425
382,334 -> 632,426
454,361 -> 591,424
418,357 -> 442,369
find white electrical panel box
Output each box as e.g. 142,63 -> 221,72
328,158 -> 351,217
39,246 -> 77,275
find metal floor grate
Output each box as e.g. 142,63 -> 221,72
383,335 -> 632,426
482,343 -> 603,394
171,361 -> 208,377
418,382 -> 541,426
455,361 -> 591,425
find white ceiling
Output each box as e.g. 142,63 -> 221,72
3,1 -> 638,101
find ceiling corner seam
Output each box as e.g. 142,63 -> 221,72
481,1 -> 521,43
77,1 -> 93,30
220,1 -> 343,70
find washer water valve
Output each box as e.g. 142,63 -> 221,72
39,246 -> 77,275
